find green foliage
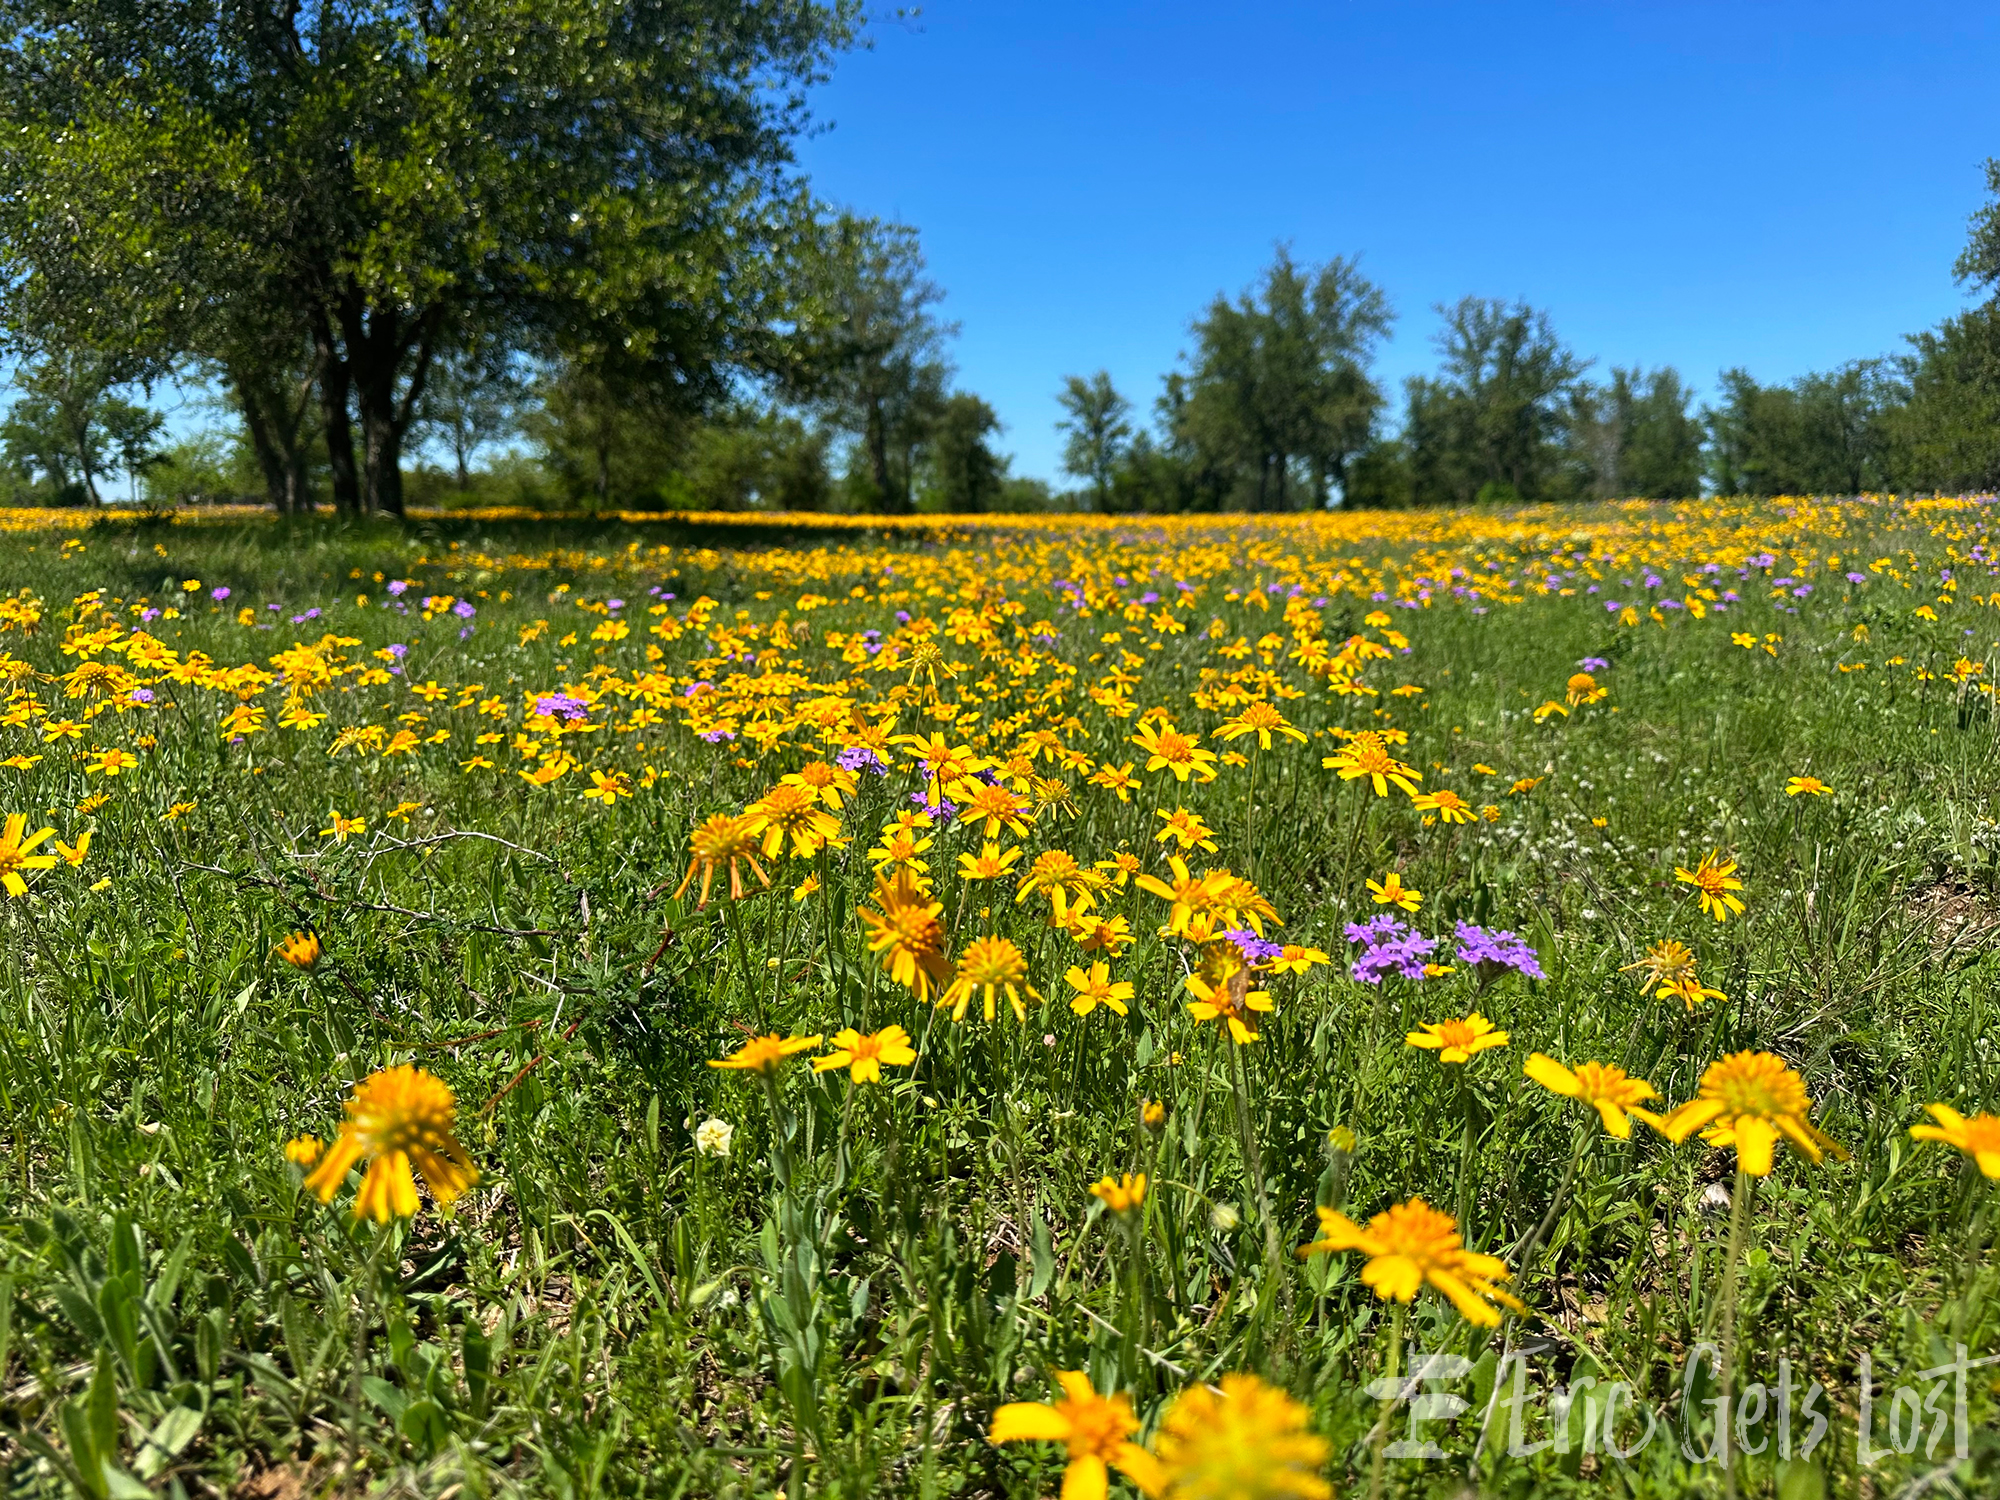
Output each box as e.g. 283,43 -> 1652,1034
1404,298 -> 1589,506
919,393 -> 1006,513
0,508 -> 1995,1496
1165,248 -> 1394,510
1703,363 -> 1903,497
0,352 -> 163,506
0,0 -> 862,514
1056,371 -> 1134,510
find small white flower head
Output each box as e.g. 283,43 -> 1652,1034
694,1117 -> 734,1158
1210,1201 -> 1241,1233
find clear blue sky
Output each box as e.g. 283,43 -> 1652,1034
793,1 -> 2000,485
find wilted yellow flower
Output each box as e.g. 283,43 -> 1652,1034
276,930 -> 321,969
672,813 -> 770,907
939,935 -> 1036,1022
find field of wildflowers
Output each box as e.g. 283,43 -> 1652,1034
2,496 -> 1999,1498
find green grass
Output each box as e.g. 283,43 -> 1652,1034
1,500 -> 1998,1499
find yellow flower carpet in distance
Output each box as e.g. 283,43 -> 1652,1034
2,492 -> 1999,1497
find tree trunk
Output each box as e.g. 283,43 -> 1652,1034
310,305 -> 360,513
866,400 -> 903,514
234,376 -> 294,512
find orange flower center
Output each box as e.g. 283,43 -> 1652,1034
1704,1052 -> 1809,1121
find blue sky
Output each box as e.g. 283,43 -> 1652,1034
793,1 -> 2000,484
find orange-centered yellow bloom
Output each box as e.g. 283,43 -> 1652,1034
939,935 -> 1037,1022
987,1371 -> 1161,1500
1132,719 -> 1218,782
812,1025 -> 916,1084
302,1065 -> 480,1222
672,813 -> 771,907
1303,1197 -> 1522,1327
1366,872 -> 1421,912
1186,969 -> 1273,1044
742,782 -> 842,859
709,1033 -> 824,1073
1406,1013 -> 1508,1064
1214,700 -> 1307,750
0,812 -> 58,896
85,747 -> 138,776
321,810 -> 366,843
1675,851 -> 1745,922
860,871 -> 953,1001
1149,1372 -> 1330,1500
1089,1172 -> 1146,1214
1412,789 -> 1477,824
1523,1054 -> 1662,1138
1653,1050 -> 1847,1176
1910,1105 -> 2000,1178
276,930 -> 322,969
1322,738 -> 1421,799
1785,775 -> 1831,797
1065,961 -> 1133,1017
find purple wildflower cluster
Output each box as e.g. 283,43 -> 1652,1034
837,745 -> 888,776
910,790 -> 957,823
1223,928 -> 1285,964
1453,922 -> 1545,981
534,693 -> 591,721
1343,914 -> 1436,985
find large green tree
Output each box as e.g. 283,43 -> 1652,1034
1173,248 -> 1393,510
1054,371 -> 1131,510
1565,366 -> 1704,499
786,214 -> 953,514
1404,299 -> 1587,505
0,0 -> 858,515
1704,362 -> 1902,496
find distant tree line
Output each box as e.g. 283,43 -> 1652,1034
1,1 -> 1998,515
1051,168 -> 2000,511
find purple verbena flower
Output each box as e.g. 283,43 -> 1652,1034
1453,921 -> 1545,982
387,580 -> 409,596
837,745 -> 888,776
1223,928 -> 1285,963
210,586 -> 230,601
453,600 -> 476,618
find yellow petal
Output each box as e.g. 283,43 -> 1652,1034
1061,1455 -> 1109,1500
1524,1053 -> 1580,1097
988,1402 -> 1071,1445
1734,1116 -> 1777,1176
